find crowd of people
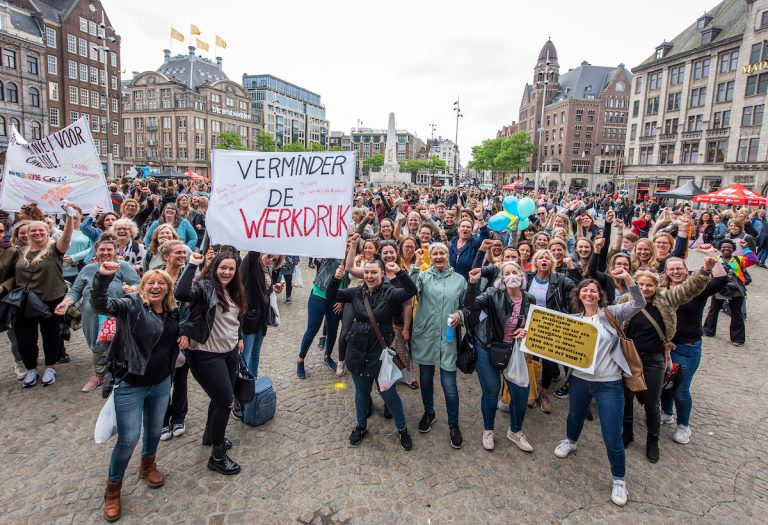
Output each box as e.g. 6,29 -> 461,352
0,177 -> 760,519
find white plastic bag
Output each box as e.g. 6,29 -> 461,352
377,347 -> 403,392
503,341 -> 529,388
268,291 -> 281,327
94,390 -> 117,444
293,265 -> 304,288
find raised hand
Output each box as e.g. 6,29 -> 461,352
468,268 -> 481,284
99,260 -> 120,275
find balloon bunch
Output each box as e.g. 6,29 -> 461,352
488,196 -> 537,232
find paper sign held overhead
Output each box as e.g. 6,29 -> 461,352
207,150 -> 356,258
0,118 -> 111,213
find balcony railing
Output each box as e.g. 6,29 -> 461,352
705,128 -> 730,138
680,130 -> 703,140
658,132 -> 678,142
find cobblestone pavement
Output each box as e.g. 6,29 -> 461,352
1,266 -> 767,525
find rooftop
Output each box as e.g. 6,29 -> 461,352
156,47 -> 228,89
550,62 -> 629,103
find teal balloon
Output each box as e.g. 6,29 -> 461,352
488,213 -> 512,232
518,217 -> 530,230
518,197 -> 536,218
503,196 -> 519,216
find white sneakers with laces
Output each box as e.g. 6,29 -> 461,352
611,479 -> 628,506
482,430 -> 495,450
41,368 -> 56,386
22,369 -> 38,388
507,430 -> 534,452
335,361 -> 346,377
554,438 -> 577,458
673,425 -> 691,444
660,413 -> 675,425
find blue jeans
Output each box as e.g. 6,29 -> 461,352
475,342 -> 529,432
108,376 -> 171,482
242,331 -> 266,379
759,249 -> 768,266
567,376 -> 625,480
661,340 -> 702,426
299,293 -> 340,359
351,373 -> 406,430
419,364 -> 459,428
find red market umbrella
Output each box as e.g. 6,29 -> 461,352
693,183 -> 767,207
502,179 -> 524,190
184,169 -> 208,181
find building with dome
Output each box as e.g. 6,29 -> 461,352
121,46 -> 256,178
517,39 -> 631,192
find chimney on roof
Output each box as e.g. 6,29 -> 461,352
132,71 -> 139,79
163,49 -> 170,64
581,61 -> 590,67
188,46 -> 195,56
215,56 -> 222,70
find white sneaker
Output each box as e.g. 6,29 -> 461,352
335,361 -> 346,377
22,369 -> 38,388
160,426 -> 172,441
661,413 -> 675,425
507,430 -> 534,452
497,399 -> 509,412
14,361 -> 28,381
673,425 -> 691,444
554,438 -> 577,458
482,430 -> 495,450
171,423 -> 186,437
41,368 -> 56,386
611,479 -> 628,506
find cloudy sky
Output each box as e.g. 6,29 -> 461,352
109,0 -> 712,159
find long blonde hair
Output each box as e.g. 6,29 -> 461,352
21,221 -> 54,266
631,238 -> 659,271
139,269 -> 177,311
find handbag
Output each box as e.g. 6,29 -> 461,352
488,342 -> 514,371
96,315 -> 117,343
603,308 -> 647,393
456,324 -> 476,374
234,354 -> 256,405
362,293 -> 398,384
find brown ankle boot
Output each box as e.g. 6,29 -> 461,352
103,478 -> 122,522
138,455 -> 165,488
539,389 -> 553,414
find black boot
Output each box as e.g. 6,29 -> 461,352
202,428 -> 232,450
622,423 -> 634,448
207,445 -> 241,475
646,435 -> 660,463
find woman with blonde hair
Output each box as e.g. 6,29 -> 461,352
631,238 -> 659,272
15,204 -> 74,388
144,225 -> 190,271
92,263 -> 181,521
111,218 -> 145,275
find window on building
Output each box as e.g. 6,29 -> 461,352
49,108 -> 60,127
30,121 -> 41,140
692,58 -> 710,79
91,91 -> 99,108
762,11 -> 768,27
648,71 -> 663,90
68,60 -> 77,79
89,21 -> 97,36
715,81 -> 734,103
69,85 -> 78,104
669,65 -> 685,85
195,117 -> 205,129
5,82 -> 17,103
80,88 -> 88,105
69,111 -> 79,123
0,117 -> 5,136
27,55 -> 38,75
664,118 -> 679,134
720,50 -> 739,73
45,55 -> 57,75
48,81 -> 58,101
575,109 -> 583,122
646,96 -> 660,114
587,110 -> 595,123
92,116 -> 100,132
632,100 -> 640,117
28,87 -> 40,107
659,144 -> 675,164
690,87 -> 707,108
643,121 -> 657,136
111,53 -> 117,67
749,41 -> 768,64
737,138 -> 760,162
67,34 -> 77,53
90,66 -> 98,84
79,63 -> 87,81
78,38 -> 87,57
177,116 -> 186,128
630,123 -> 637,140
741,104 -> 765,126
712,110 -> 731,129
79,17 -> 88,32
706,140 -> 727,163
2,49 -> 16,69
639,146 -> 654,164
635,76 -> 643,94
46,27 -> 56,48
681,142 -> 700,164
745,72 -> 768,96
113,144 -> 119,157
686,114 -> 704,131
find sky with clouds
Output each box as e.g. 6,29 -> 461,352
108,0 -> 713,160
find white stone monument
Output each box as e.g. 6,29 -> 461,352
369,112 -> 412,185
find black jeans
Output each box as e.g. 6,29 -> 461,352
16,296 -> 64,370
189,349 -> 238,447
336,303 -> 355,363
623,352 -> 665,439
163,358 -> 189,427
704,296 -> 745,344
283,273 -> 293,298
541,359 -> 557,390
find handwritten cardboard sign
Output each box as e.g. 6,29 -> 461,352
0,118 -> 111,213
520,305 -> 599,374
207,150 -> 356,257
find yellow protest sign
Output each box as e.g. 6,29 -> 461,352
520,306 -> 599,373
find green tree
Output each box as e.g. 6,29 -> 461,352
215,131 -> 247,150
468,132 -> 534,173
426,154 -> 449,174
329,145 -> 343,151
363,153 -> 385,171
255,131 -> 276,152
309,143 -> 325,152
280,142 -> 306,152
399,159 -> 424,174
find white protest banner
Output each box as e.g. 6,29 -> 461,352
207,150 -> 355,258
520,305 -> 600,374
0,118 -> 111,213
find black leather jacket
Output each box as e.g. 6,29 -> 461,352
175,262 -> 242,344
463,285 -> 535,348
91,272 -> 179,376
524,270 -> 575,313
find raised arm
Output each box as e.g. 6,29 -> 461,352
174,255 -> 205,302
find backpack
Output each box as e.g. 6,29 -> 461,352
242,376 -> 276,426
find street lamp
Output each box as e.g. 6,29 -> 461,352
453,97 -> 463,187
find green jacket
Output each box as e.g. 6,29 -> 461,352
410,266 -> 467,371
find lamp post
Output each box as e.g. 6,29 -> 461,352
94,12 -> 116,179
534,52 -> 550,196
453,97 -> 463,187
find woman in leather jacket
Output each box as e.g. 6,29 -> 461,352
464,262 -> 535,452
326,256 -> 417,451
91,263 -> 181,522
175,251 -> 246,476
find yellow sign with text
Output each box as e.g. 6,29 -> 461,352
520,306 -> 599,373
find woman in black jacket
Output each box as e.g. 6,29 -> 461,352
326,257 -> 417,451
92,263 -> 181,522
464,262 -> 535,452
176,251 -> 246,475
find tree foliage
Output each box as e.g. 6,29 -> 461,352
468,132 -> 534,173
363,153 -> 385,171
215,131 -> 247,150
255,131 -> 276,152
